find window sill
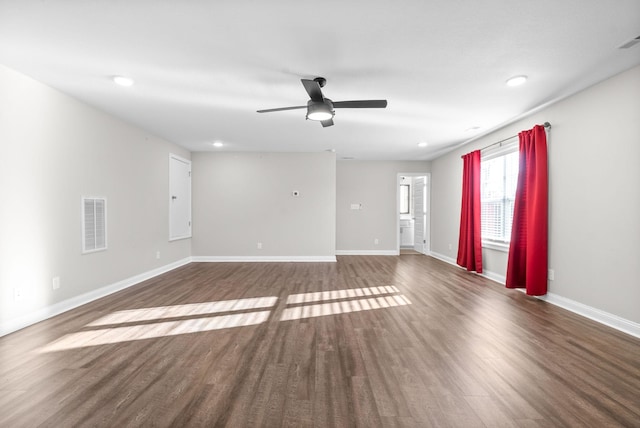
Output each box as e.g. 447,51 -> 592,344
482,241 -> 510,252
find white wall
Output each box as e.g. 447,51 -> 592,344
0,65 -> 191,335
336,161 -> 431,253
191,152 -> 336,260
430,65 -> 640,325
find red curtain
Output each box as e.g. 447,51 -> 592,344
457,150 -> 483,273
506,125 -> 548,295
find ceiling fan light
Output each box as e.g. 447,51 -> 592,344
112,75 -> 134,87
307,111 -> 333,121
506,75 -> 527,87
307,102 -> 334,121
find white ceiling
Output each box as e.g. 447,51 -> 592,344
1,0 -> 639,160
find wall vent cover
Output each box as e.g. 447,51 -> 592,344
82,197 -> 107,253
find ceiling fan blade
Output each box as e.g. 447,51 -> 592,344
257,105 -> 307,113
321,118 -> 334,127
332,100 -> 388,109
301,79 -> 324,102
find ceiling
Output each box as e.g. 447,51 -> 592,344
1,1 -> 639,160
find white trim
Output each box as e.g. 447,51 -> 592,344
396,173 -> 431,256
480,270 -> 506,285
430,251 -> 506,283
335,250 -> 399,256
481,136 -> 518,160
535,293 -> 640,339
431,251 -> 639,339
169,153 -> 191,165
169,153 -> 192,241
482,241 -> 510,252
0,257 -> 192,337
192,256 -> 337,263
429,251 -> 457,265
5,253 -> 637,342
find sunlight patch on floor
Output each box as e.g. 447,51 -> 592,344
87,296 -> 278,326
281,291 -> 411,321
286,286 -> 401,304
39,286 -> 411,352
40,310 -> 271,352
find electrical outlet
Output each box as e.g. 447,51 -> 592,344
257,242 -> 262,250
14,287 -> 23,301
374,238 -> 379,245
52,277 -> 60,290
448,243 -> 452,251
548,269 -> 555,281
156,251 -> 161,259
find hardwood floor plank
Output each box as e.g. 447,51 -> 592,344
1,256 -> 639,427
464,394 -> 519,427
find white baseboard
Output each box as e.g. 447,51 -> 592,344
4,254 -> 637,341
192,256 -> 337,263
536,293 -> 640,339
480,270 -> 506,285
430,251 -> 505,283
0,257 -> 192,337
335,250 -> 399,256
429,251 -> 456,265
430,251 -> 639,339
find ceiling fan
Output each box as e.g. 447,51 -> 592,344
257,77 -> 387,127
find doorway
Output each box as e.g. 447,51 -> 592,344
397,173 -> 430,255
169,154 -> 192,241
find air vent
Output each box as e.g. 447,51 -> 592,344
618,35 -> 640,49
82,197 -> 107,253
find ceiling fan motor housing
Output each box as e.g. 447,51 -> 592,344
313,77 -> 327,87
306,99 -> 334,121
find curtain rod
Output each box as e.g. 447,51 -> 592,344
480,122 -> 551,152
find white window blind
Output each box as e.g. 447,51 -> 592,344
481,142 -> 519,246
82,197 -> 107,253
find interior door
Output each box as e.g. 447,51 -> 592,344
169,154 -> 192,240
413,176 -> 426,254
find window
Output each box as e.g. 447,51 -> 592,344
399,184 -> 410,214
82,197 -> 107,253
481,142 -> 519,247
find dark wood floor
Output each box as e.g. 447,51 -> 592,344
1,256 -> 639,427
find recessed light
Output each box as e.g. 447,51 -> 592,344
506,75 -> 527,87
212,141 -> 224,148
112,75 -> 134,87
417,142 -> 428,148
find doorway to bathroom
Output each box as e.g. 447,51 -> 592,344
397,173 -> 430,255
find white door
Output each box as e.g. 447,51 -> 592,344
413,176 -> 427,254
169,154 -> 192,240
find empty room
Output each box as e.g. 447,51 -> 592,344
1,1 -> 639,427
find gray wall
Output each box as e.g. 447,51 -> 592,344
0,65 -> 191,333
191,152 -> 336,259
430,65 -> 640,324
336,161 -> 431,252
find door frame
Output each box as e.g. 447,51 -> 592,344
169,153 -> 192,241
396,172 -> 431,255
